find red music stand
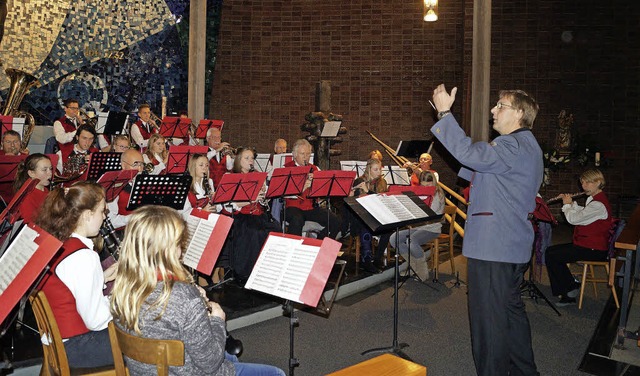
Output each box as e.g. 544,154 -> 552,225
265,166 -> 312,233
307,170 -> 356,199
0,115 -> 14,134
0,155 -> 27,207
199,119 -> 224,133
0,178 -> 38,232
97,170 -> 138,202
85,152 -> 122,181
211,172 -> 268,205
160,116 -> 190,139
166,145 -> 209,174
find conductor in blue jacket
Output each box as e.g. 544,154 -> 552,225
431,84 -> 543,376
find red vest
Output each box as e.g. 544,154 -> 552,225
208,154 -> 229,188
56,116 -> 78,151
133,120 -> 156,141
41,238 -> 92,339
17,188 -> 48,224
573,192 -> 613,251
284,161 -> 317,211
117,185 -> 134,218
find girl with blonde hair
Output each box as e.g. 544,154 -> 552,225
143,133 -> 168,174
110,205 -> 284,376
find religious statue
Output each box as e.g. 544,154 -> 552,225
555,110 -> 574,153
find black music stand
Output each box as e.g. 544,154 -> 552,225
265,166 -> 311,233
396,140 -> 433,158
166,145 -> 209,174
97,170 -> 138,203
160,116 -> 190,141
308,170 -> 356,235
85,152 -> 122,181
126,174 -> 192,211
96,111 -> 129,137
344,192 -> 441,360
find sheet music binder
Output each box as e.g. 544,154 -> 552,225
244,232 -> 342,307
160,116 -> 190,139
387,185 -> 436,207
308,170 -> 356,198
182,210 -> 234,275
0,223 -> 62,323
344,192 -> 441,233
85,152 -> 122,181
211,172 -> 268,204
265,166 -> 310,199
126,174 -> 192,211
166,145 -> 209,174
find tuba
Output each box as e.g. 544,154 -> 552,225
2,68 -> 40,151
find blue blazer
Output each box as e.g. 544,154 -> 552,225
431,115 -> 543,264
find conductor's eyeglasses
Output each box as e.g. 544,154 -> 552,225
495,102 -> 515,110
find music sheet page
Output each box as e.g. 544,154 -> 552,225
182,215 -> 217,269
0,226 -> 39,294
357,194 -> 426,225
245,236 -> 320,303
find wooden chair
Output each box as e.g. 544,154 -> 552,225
575,218 -> 625,309
425,205 -> 457,282
28,290 -> 115,376
108,321 -> 184,376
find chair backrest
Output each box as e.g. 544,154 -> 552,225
108,321 -> 185,376
608,218 -> 626,258
29,290 -> 71,376
443,205 -> 457,237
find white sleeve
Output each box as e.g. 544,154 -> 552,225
226,156 -> 234,170
107,198 -> 129,229
562,199 -> 608,226
171,138 -> 184,146
130,124 -> 148,148
53,120 -> 76,144
98,135 -> 110,150
56,150 -> 63,173
56,249 -> 112,331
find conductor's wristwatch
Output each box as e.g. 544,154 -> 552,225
437,110 -> 452,120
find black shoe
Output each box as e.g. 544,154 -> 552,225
373,259 -> 387,271
556,296 -> 576,307
566,282 -> 581,298
225,334 -> 243,357
361,260 -> 380,274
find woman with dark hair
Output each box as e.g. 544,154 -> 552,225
13,153 -> 53,223
35,182 -> 116,368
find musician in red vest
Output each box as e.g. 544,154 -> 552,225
1,130 -> 26,156
283,139 -> 340,239
206,127 -> 233,187
53,98 -> 83,153
106,149 -> 145,229
404,152 -> 439,186
545,169 -> 613,306
35,182 -> 116,368
55,124 -> 99,174
129,104 -> 157,149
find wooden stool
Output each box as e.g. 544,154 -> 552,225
326,354 -> 427,375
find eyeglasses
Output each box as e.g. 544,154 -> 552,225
67,107 -> 80,110
495,102 -> 515,110
122,160 -> 144,168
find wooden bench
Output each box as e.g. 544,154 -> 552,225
326,354 -> 427,376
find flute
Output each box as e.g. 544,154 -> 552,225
546,192 -> 586,204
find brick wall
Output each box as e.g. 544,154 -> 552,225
211,0 -> 639,219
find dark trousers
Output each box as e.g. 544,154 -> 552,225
545,243 -> 607,297
467,258 -> 537,376
284,206 -> 340,239
64,328 -> 113,368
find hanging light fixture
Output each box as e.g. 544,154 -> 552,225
423,0 -> 438,22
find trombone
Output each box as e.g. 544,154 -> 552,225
367,131 -> 467,237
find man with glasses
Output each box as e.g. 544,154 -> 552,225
431,84 -> 542,376
0,130 -> 25,156
53,98 -> 84,153
206,127 -> 233,187
107,149 -> 145,229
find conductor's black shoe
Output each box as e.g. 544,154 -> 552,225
556,296 -> 576,307
361,260 -> 380,274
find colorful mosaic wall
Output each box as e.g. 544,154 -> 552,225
0,0 -> 221,124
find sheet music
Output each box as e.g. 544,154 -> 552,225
320,121 -> 341,137
245,236 -> 320,303
339,161 -> 367,177
382,166 -> 411,186
0,225 -> 39,294
182,214 -> 218,269
253,153 -> 272,173
356,194 -> 427,225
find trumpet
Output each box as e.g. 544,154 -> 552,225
79,108 -> 97,128
220,144 -> 237,158
546,192 -> 587,204
149,111 -> 162,132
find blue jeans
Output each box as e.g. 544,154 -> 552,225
226,353 -> 286,376
64,329 -> 114,368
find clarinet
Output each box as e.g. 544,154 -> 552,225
99,217 -> 121,260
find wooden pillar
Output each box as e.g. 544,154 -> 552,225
188,1 -> 207,121
470,0 -> 491,142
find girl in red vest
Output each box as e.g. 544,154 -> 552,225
186,153 -> 216,212
545,169 -> 613,306
143,133 -> 168,175
35,182 -> 117,368
13,154 -> 53,224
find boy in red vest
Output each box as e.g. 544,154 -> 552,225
545,169 -> 613,306
129,104 -> 157,149
53,98 -> 83,152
